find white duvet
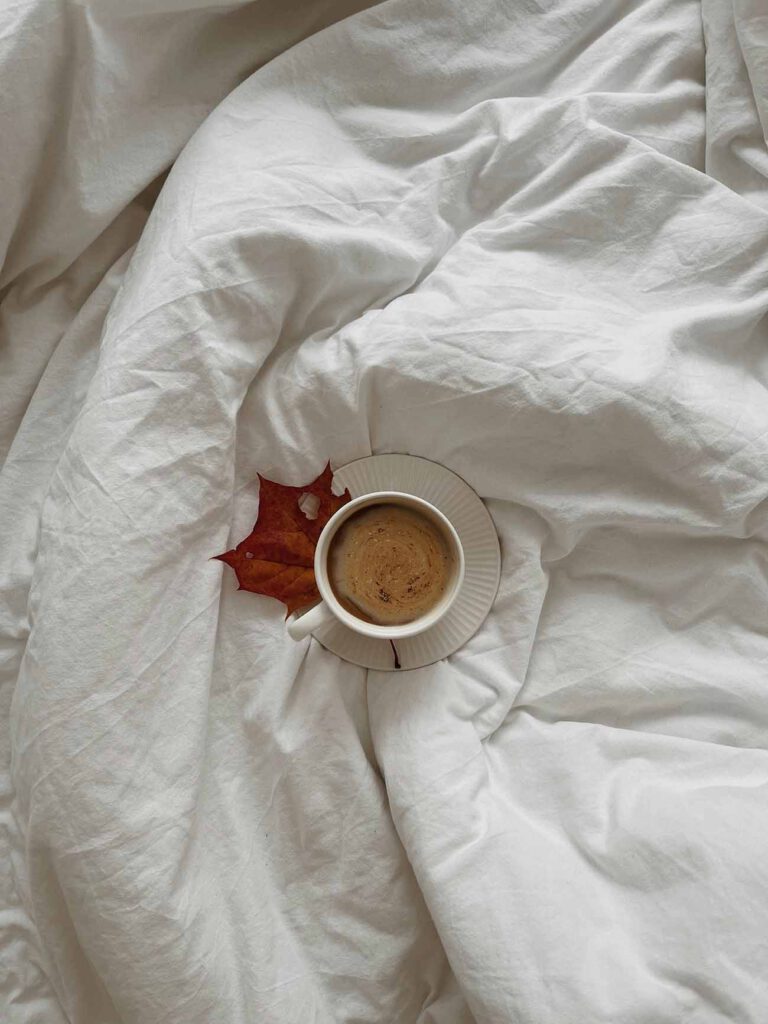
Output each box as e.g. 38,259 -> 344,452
3,1 -> 768,1021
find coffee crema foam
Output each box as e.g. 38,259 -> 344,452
328,503 -> 454,625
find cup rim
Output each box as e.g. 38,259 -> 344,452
314,490 -> 465,639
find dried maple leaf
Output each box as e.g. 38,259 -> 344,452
216,462 -> 351,615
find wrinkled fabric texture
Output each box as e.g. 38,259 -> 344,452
2,0 -> 768,1022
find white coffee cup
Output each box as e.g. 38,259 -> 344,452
287,490 -> 465,642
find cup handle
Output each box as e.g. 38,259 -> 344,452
287,600 -> 336,641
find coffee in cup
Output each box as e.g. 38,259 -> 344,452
327,502 -> 455,625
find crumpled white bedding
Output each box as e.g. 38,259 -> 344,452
2,0 -> 768,1021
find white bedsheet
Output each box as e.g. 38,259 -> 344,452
3,1 -> 768,1021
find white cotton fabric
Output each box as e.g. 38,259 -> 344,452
2,1 -> 768,1022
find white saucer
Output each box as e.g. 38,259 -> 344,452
310,455 -> 501,671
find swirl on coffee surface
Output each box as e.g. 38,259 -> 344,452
328,504 -> 454,625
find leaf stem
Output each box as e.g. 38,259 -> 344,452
389,639 -> 401,670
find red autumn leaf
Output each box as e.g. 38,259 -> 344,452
216,462 -> 351,615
